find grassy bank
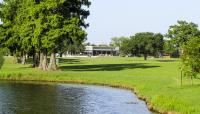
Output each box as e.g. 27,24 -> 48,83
0,57 -> 200,114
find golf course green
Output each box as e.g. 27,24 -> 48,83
0,57 -> 199,114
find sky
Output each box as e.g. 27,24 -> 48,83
86,0 -> 200,44
1,0 -> 200,44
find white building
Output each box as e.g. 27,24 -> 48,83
84,46 -> 119,56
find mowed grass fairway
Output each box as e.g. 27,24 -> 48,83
0,57 -> 200,114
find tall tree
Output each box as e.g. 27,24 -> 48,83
0,0 -> 22,63
16,1 -> 35,65
131,32 -> 164,60
35,0 -> 90,70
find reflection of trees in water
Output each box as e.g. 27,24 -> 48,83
0,82 -> 87,114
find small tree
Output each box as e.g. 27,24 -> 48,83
120,38 -> 133,56
181,37 -> 200,84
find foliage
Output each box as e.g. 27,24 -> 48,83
0,51 -> 4,69
130,32 -> 164,60
111,33 -> 164,58
110,37 -> 132,56
110,37 -> 129,47
181,37 -> 200,79
0,0 -> 21,56
163,40 -> 179,57
120,38 -> 133,56
166,20 -> 200,49
153,33 -> 164,56
0,0 -> 90,70
166,20 -> 200,81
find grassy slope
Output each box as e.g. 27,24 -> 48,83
0,56 -> 200,114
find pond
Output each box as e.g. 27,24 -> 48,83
0,81 -> 151,114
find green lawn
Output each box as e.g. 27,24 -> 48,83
0,56 -> 200,114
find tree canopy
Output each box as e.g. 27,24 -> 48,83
166,20 -> 200,49
110,37 -> 129,47
111,32 -> 164,59
130,32 -> 164,60
110,37 -> 132,56
0,0 -> 90,71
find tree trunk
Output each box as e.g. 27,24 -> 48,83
39,50 -> 48,71
48,52 -> 57,71
39,52 -> 43,70
59,53 -> 62,57
33,52 -> 39,68
181,68 -> 183,86
21,52 -> 26,65
144,54 -> 147,60
42,51 -> 48,71
36,53 -> 39,67
191,76 -> 193,85
33,52 -> 36,67
13,55 -> 18,64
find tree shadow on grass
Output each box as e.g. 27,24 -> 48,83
18,58 -> 82,69
59,63 -> 160,71
22,58 -> 81,66
59,58 -> 81,64
18,66 -> 34,69
156,60 -> 177,62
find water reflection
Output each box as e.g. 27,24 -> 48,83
0,81 -> 151,114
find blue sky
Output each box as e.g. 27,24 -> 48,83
86,0 -> 200,44
1,0 -> 200,44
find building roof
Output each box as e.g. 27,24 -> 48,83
85,46 -> 119,51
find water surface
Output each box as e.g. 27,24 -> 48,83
0,81 -> 151,114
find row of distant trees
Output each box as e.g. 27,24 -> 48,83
110,33 -> 164,60
0,0 -> 90,71
110,21 -> 199,59
110,20 -> 200,80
